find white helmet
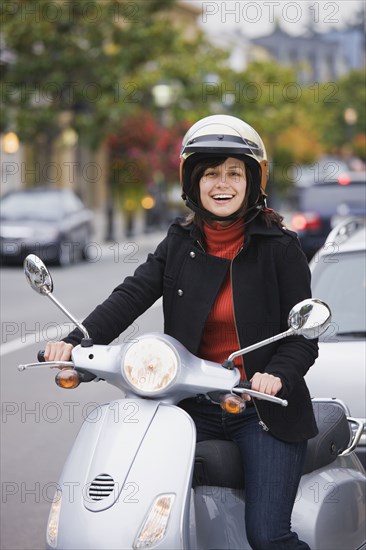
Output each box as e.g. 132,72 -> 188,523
180,115 -> 269,219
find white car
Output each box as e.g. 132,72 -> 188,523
306,218 -> 366,468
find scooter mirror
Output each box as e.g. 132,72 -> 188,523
24,254 -> 53,296
226,298 -> 332,365
287,299 -> 331,339
23,254 -> 91,342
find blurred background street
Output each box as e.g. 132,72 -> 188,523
1,1 -> 365,548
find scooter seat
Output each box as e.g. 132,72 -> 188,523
193,401 -> 351,488
193,439 -> 244,489
302,400 -> 350,474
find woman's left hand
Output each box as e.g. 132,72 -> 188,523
250,372 -> 282,396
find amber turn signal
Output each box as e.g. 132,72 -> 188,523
55,369 -> 81,389
220,394 -> 246,414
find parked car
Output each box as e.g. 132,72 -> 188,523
305,218 -> 366,467
291,171 -> 366,260
0,187 -> 94,266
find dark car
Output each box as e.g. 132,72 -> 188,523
291,171 -> 366,260
0,187 -> 94,266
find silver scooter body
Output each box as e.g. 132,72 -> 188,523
19,255 -> 366,550
49,338 -> 241,550
54,398 -> 196,549
21,338 -> 366,550
192,426 -> 366,550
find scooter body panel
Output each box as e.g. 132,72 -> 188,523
193,486 -> 248,550
192,454 -> 366,550
294,454 -> 366,550
49,399 -> 197,550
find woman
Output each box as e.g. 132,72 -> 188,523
45,115 -> 318,549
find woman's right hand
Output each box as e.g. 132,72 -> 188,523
44,341 -> 74,362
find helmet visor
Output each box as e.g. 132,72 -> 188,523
181,134 -> 264,160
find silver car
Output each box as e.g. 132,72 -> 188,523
306,218 -> 366,467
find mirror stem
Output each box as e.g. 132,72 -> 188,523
227,327 -> 295,363
47,293 -> 90,341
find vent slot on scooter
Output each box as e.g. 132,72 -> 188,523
88,473 -> 115,501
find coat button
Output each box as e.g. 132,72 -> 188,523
189,251 -> 196,258
178,289 -> 184,297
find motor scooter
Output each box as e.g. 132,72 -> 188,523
19,254 -> 366,550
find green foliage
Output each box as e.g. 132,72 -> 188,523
307,69 -> 366,156
220,61 -> 325,194
1,0 -> 230,150
1,0 -> 364,197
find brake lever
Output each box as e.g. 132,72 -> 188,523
18,361 -> 74,371
233,387 -> 288,407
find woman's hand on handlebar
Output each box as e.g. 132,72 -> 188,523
250,372 -> 282,397
44,341 -> 74,362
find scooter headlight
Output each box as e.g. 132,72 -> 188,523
122,338 -> 179,394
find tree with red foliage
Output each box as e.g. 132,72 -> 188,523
109,111 -> 190,191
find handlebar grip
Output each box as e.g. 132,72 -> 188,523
238,380 -> 252,389
37,350 -> 46,362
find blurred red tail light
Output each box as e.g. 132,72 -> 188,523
338,174 -> 351,185
292,213 -> 322,231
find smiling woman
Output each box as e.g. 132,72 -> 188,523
45,114 -> 319,549
198,157 -> 247,224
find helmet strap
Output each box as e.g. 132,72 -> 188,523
183,194 -> 265,223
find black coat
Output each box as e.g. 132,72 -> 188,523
64,216 -> 319,442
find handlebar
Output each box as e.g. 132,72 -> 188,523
18,361 -> 75,371
18,350 -> 96,384
207,380 -> 288,408
237,380 -> 252,389
18,349 -> 74,371
19,348 -> 286,404
233,384 -> 288,407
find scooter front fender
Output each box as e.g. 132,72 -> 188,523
48,398 -> 196,550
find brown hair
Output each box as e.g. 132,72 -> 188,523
182,156 -> 283,236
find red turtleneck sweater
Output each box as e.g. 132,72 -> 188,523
198,219 -> 246,379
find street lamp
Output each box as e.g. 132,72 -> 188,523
152,83 -> 174,127
150,82 -> 180,230
151,83 -> 175,108
1,131 -> 19,154
152,81 -> 181,126
343,107 -> 358,142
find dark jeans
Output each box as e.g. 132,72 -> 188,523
180,399 -> 309,550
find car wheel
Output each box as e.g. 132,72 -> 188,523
81,246 -> 89,261
81,230 -> 94,262
57,243 -> 73,267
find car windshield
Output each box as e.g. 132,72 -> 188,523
300,182 -> 366,216
0,192 -> 65,221
312,251 -> 366,338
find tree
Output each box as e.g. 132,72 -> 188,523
308,69 -> 366,159
109,111 -> 188,184
0,0 -> 228,155
226,61 -> 325,196
108,111 -> 189,233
